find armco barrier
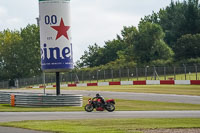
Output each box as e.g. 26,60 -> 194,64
0,92 -> 10,104
0,92 -> 83,107
12,94 -> 82,107
0,92 -> 43,104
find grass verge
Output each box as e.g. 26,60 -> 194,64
40,85 -> 200,96
1,118 -> 200,133
1,97 -> 200,112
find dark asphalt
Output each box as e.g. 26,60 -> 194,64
0,126 -> 50,133
1,111 -> 200,123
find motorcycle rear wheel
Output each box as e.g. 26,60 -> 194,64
106,103 -> 115,112
85,104 -> 94,112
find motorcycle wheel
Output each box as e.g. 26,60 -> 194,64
85,104 -> 94,112
106,103 -> 115,112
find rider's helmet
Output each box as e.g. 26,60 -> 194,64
96,93 -> 100,97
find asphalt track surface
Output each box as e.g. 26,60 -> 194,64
1,111 -> 200,123
1,89 -> 200,104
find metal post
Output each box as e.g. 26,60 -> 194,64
164,66 -> 166,80
89,73 -> 91,83
82,71 -> 84,83
43,72 -> 46,95
174,66 -> 176,80
119,69 -> 121,81
70,73 -> 72,84
56,72 -> 60,95
127,68 -> 129,81
97,70 -> 99,82
195,65 -> 197,80
154,66 -> 156,80
183,64 -> 186,80
145,67 -> 147,80
136,67 -> 138,80
104,70 -> 106,82
111,69 -> 113,82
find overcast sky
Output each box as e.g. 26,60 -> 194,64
0,0 -> 176,62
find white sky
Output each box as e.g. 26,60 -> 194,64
0,0 -> 176,62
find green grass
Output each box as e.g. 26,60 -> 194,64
1,118 -> 200,133
1,98 -> 200,112
43,85 -> 200,96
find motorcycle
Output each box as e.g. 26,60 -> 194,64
85,97 -> 115,112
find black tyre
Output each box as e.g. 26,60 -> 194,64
106,103 -> 115,112
85,104 -> 94,112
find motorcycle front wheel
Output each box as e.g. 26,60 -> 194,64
106,103 -> 115,112
85,104 -> 94,112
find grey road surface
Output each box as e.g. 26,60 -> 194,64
0,126 -> 50,133
1,89 -> 200,104
1,111 -> 200,123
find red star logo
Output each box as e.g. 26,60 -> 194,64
51,18 -> 70,40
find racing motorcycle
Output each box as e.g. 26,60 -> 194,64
84,97 -> 115,112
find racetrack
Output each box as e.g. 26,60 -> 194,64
1,89 -> 200,104
1,111 -> 200,122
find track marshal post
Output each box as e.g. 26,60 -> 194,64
39,0 -> 73,95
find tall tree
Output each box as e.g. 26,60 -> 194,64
141,0 -> 200,49
0,24 -> 41,81
174,34 -> 200,59
133,22 -> 174,64
78,43 -> 101,67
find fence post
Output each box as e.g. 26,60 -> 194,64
111,69 -> 114,82
154,66 -> 156,80
104,70 -> 106,82
136,67 -> 138,80
195,64 -> 197,80
97,70 -> 99,83
183,64 -> 186,80
145,66 -> 149,80
127,68 -> 129,81
43,72 -> 46,95
174,66 -> 176,80
70,73 -> 72,84
119,69 -> 121,81
82,71 -> 84,83
89,72 -> 91,83
164,66 -> 166,80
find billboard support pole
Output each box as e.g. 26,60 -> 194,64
56,72 -> 60,95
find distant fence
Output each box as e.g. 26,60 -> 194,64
0,81 -> 9,89
0,65 -> 200,88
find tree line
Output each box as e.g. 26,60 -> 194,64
0,25 -> 41,82
0,0 -> 200,82
76,0 -> 200,70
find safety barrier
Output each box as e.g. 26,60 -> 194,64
0,92 -> 10,104
29,80 -> 200,88
0,92 -> 82,107
10,94 -> 82,107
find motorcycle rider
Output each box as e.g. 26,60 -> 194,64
93,93 -> 105,107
